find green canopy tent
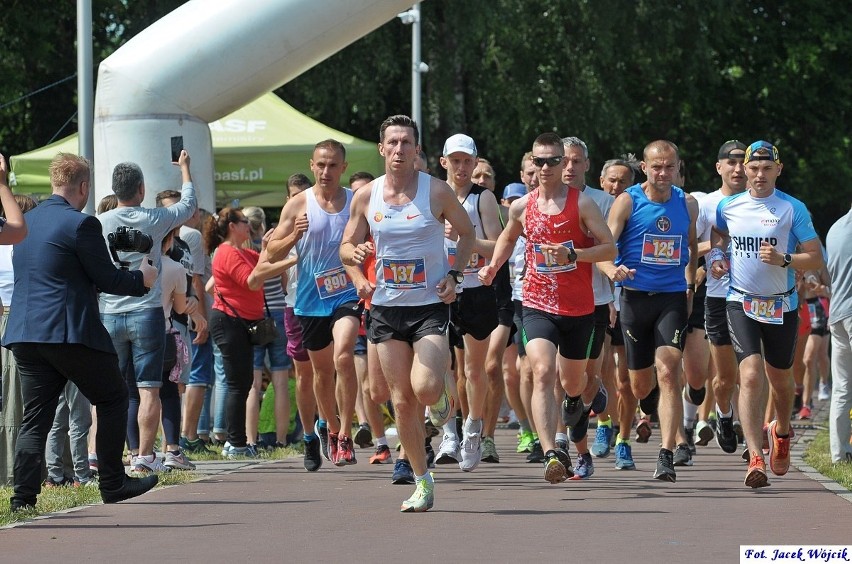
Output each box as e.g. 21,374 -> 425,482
10,93 -> 383,208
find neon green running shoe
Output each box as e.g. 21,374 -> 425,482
400,475 -> 434,513
517,430 -> 535,453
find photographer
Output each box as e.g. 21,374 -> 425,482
3,153 -> 158,511
98,150 -> 196,473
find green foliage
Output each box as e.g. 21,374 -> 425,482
1,0 -> 849,232
803,429 -> 852,491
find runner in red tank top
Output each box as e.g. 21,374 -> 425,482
478,132 -> 616,485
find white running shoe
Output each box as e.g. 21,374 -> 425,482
818,382 -> 831,401
459,418 -> 483,472
132,454 -> 170,473
428,371 -> 456,427
164,451 -> 196,471
435,433 -> 461,464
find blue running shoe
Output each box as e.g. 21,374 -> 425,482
614,442 -> 636,470
570,452 -> 594,480
392,459 -> 415,485
590,425 -> 613,458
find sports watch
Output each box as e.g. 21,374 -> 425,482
447,269 -> 464,284
781,253 -> 792,268
566,247 -> 578,263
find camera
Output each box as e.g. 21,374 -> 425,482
108,226 -> 154,270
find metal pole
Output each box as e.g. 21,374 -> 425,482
411,3 -> 422,142
77,0 -> 95,213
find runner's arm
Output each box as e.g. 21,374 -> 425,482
264,194 -> 307,263
597,192 -> 633,281
479,196 -> 525,285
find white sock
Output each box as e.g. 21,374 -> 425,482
376,437 -> 388,447
414,472 -> 434,484
555,432 -> 568,445
716,404 -> 733,418
683,398 -> 699,429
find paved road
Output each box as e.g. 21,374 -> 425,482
2,404 -> 849,563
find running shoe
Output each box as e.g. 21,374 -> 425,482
639,383 -> 660,415
517,430 -> 535,453
481,436 -> 500,463
569,406 -> 592,443
614,442 -> 636,470
337,435 -> 357,465
428,371 -> 456,427
554,446 -> 572,473
695,420 -> 714,446
88,455 -> 99,476
400,476 -> 434,513
543,450 -> 569,484
561,395 -> 584,428
354,424 -> 373,448
715,413 -> 739,454
733,420 -> 745,445
653,448 -> 676,482
797,405 -> 812,420
590,383 -> 608,416
555,438 -> 568,452
436,433 -> 461,464
392,459 -> 415,485
227,444 -> 259,460
179,436 -> 212,455
673,443 -> 693,467
767,420 -> 792,476
133,454 -> 170,473
590,424 -> 613,458
684,426 -> 696,455
424,419 -> 442,439
329,432 -> 341,466
570,452 -> 594,480
304,436 -> 323,471
526,439 -> 545,463
314,421 -> 331,461
818,382 -> 831,401
459,418 -> 483,472
164,451 -> 196,471
635,418 -> 652,443
43,477 -> 70,488
745,454 -> 769,488
370,444 -> 392,464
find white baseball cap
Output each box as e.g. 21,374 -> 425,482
442,133 -> 477,157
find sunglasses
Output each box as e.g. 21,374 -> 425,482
233,218 -> 249,224
531,155 -> 564,168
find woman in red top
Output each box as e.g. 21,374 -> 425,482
203,207 -> 288,457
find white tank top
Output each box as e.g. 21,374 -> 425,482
368,172 -> 448,306
445,185 -> 488,290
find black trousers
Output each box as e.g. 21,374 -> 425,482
209,309 -> 254,447
10,343 -> 129,506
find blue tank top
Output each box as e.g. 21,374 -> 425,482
616,183 -> 691,292
294,187 -> 357,316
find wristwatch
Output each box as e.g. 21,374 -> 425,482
781,253 -> 793,268
447,269 -> 464,284
566,247 -> 578,263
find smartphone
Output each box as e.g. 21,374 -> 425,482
170,136 -> 183,163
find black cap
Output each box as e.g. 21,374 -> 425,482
717,140 -> 747,160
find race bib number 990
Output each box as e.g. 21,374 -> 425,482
382,258 -> 426,290
534,241 -> 576,274
641,234 -> 682,265
314,265 -> 353,299
742,294 -> 784,325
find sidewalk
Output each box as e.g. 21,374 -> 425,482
1,402 -> 849,563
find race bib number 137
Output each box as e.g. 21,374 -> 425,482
382,258 -> 427,290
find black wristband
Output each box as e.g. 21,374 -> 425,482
687,284 -> 696,291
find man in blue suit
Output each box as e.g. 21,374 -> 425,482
3,153 -> 159,511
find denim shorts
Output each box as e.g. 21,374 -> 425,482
188,330 -> 214,387
102,307 -> 166,388
253,308 -> 292,371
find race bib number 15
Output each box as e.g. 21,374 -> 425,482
533,241 -> 576,274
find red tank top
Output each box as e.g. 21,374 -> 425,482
522,187 -> 594,316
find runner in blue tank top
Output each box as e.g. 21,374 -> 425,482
265,139 -> 362,469
340,115 -> 475,513
599,140 -> 699,483
709,141 -> 823,489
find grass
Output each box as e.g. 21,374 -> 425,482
0,444 -> 301,527
802,428 -> 852,491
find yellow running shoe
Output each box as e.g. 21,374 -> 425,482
401,475 -> 434,513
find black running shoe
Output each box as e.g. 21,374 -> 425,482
684,427 -> 696,455
673,443 -> 693,467
314,421 -> 330,461
526,439 -> 545,463
639,383 -> 660,416
354,424 -> 373,448
716,414 -> 739,454
653,448 -> 677,482
304,436 -> 322,472
561,395 -> 584,428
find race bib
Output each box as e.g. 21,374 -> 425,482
641,234 -> 682,265
534,241 -> 576,274
382,258 -> 426,290
314,265 -> 353,299
448,247 -> 485,274
742,294 -> 784,325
